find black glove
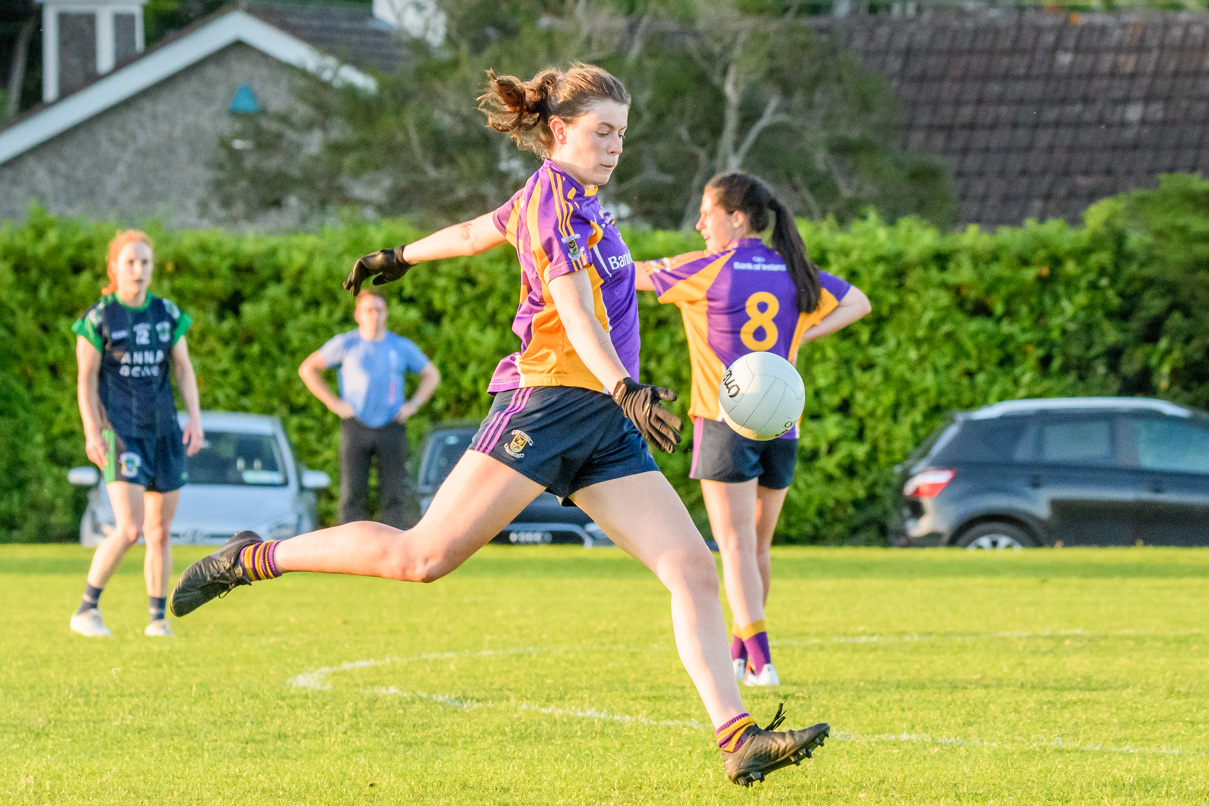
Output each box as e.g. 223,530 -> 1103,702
612,377 -> 683,454
343,245 -> 411,295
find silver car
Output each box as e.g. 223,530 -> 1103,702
68,411 -> 331,546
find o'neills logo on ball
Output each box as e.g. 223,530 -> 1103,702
721,369 -> 740,398
505,430 -> 533,459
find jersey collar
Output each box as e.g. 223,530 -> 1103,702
544,159 -> 599,198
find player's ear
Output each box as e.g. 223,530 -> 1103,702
550,117 -> 567,145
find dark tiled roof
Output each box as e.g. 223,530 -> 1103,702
814,11 -> 1209,226
244,1 -> 409,74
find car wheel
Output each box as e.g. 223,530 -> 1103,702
956,521 -> 1034,551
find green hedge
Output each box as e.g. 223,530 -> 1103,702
2,177 -> 1204,544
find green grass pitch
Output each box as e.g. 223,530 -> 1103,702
2,545 -> 1207,804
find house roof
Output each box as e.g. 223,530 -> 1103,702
243,1 -> 407,74
813,10 -> 1209,226
0,3 -> 405,166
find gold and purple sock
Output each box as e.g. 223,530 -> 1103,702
730,627 -> 748,663
740,620 -> 772,674
239,541 -> 282,582
716,713 -> 757,751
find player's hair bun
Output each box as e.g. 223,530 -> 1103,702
479,64 -> 629,158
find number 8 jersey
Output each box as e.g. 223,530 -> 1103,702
640,237 -> 850,430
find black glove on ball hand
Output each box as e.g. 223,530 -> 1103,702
612,377 -> 683,454
343,245 -> 412,295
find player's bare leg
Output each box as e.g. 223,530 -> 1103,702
701,479 -> 764,629
142,489 -> 178,635
71,481 -> 144,636
573,471 -> 828,785
170,452 -> 542,615
573,471 -> 744,725
702,479 -> 781,685
143,490 -> 177,598
753,485 -> 789,607
86,481 -> 146,588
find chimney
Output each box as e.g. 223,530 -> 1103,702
372,0 -> 446,47
39,0 -> 148,103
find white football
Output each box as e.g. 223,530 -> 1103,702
718,352 -> 806,441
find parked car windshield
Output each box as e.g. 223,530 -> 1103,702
188,431 -> 287,486
420,430 -> 475,489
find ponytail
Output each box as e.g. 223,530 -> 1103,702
705,173 -> 821,314
768,197 -> 820,314
478,64 -> 630,158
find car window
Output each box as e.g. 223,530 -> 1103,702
904,415 -> 956,467
1037,417 -> 1115,466
419,431 -> 474,488
935,416 -> 1031,463
1133,417 -> 1209,474
188,431 -> 287,486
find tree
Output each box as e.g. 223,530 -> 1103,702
210,0 -> 955,230
1,0 -> 38,120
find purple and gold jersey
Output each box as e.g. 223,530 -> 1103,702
488,160 -> 640,394
641,238 -> 851,431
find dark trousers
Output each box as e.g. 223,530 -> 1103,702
339,419 -> 411,529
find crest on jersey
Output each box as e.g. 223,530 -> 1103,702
156,321 -> 172,342
118,452 -> 142,479
504,430 -> 533,459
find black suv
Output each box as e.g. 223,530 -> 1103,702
415,424 -> 611,547
895,398 -> 1209,548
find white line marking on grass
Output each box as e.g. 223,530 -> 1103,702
834,730 -> 995,748
363,686 -> 481,709
517,703 -> 711,729
773,628 -> 1203,648
359,685 -> 710,727
288,647 -> 548,690
290,648 -> 1205,758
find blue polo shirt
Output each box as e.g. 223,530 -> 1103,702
318,330 -> 430,428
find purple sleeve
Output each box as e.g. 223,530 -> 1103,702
647,251 -> 716,299
818,270 -> 852,302
492,189 -> 523,237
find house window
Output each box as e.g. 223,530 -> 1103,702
59,12 -> 98,95
114,13 -> 138,64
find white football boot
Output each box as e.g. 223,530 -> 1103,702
70,608 -> 112,637
144,619 -> 175,637
733,658 -> 747,683
743,663 -> 780,687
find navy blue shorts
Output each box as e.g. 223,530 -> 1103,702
690,418 -> 797,490
469,386 -> 660,501
101,427 -> 188,493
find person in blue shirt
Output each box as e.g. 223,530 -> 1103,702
299,290 -> 440,528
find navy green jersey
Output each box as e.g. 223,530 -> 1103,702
71,293 -> 192,436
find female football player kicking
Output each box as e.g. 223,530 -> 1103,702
172,64 -> 828,787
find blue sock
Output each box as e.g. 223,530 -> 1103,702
149,596 -> 166,622
78,584 -> 103,614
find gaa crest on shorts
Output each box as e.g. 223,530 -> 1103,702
504,430 -> 533,459
118,451 -> 142,479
